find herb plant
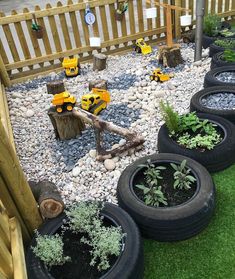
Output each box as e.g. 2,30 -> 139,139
214,39 -> 235,49
171,160 -> 196,190
203,14 -> 221,37
32,232 -> 70,268
219,28 -> 235,38
223,50 -> 235,62
159,100 -> 179,134
135,160 -> 168,207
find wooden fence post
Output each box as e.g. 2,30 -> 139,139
174,0 -> 182,39
0,55 -> 11,87
0,118 -> 42,234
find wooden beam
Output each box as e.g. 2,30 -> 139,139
0,56 -> 11,87
0,207 -> 10,250
9,218 -> 28,279
0,119 -> 42,234
0,236 -> 13,279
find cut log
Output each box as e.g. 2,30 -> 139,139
28,180 -> 64,219
158,46 -> 184,68
46,80 -> 65,95
48,107 -> 85,140
93,53 -> 107,71
89,79 -> 108,91
72,108 -> 145,161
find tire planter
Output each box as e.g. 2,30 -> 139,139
157,113 -> 235,173
210,51 -> 235,69
204,66 -> 235,88
26,203 -> 144,279
202,34 -> 217,49
190,86 -> 235,124
209,39 -> 235,57
117,153 -> 215,242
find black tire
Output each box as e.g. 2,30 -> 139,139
204,66 -> 235,88
190,86 -> 235,124
26,203 -> 144,279
221,21 -> 231,30
135,46 -> 141,53
210,51 -> 235,69
157,113 -> 235,172
117,153 -> 215,242
202,34 -> 216,49
209,39 -> 235,57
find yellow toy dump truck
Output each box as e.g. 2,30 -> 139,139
134,38 -> 152,55
62,57 -> 80,77
81,88 -> 110,115
51,91 -> 76,113
150,68 -> 173,82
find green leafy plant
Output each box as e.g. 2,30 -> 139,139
32,232 -> 70,268
170,160 -> 197,190
223,49 -> 235,62
219,28 -> 235,38
214,39 -> 235,49
116,0 -> 128,14
135,160 -> 168,207
203,14 -> 221,37
66,202 -> 124,271
159,100 -> 179,134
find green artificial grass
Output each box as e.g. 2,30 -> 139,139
144,164 -> 235,279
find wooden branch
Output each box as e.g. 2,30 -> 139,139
72,108 -> 145,161
28,180 -> 64,219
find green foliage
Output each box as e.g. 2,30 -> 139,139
135,160 -> 168,207
223,49 -> 235,62
214,39 -> 235,49
178,112 -> 200,132
66,202 -> 124,271
170,160 -> 196,190
117,0 -> 128,13
159,101 -> 179,134
203,14 -> 221,37
32,232 -> 70,268
219,28 -> 235,38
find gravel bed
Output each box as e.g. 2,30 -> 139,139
6,44 -> 211,204
216,71 -> 235,83
201,92 -> 235,110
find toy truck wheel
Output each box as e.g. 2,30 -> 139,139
56,106 -> 63,113
150,76 -> 154,81
66,103 -> 73,111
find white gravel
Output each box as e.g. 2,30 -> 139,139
6,44 -> 211,205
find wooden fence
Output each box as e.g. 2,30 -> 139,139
0,0 -> 234,86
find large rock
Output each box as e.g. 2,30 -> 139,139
104,159 -> 116,171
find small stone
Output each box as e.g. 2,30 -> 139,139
136,70 -> 143,76
119,139 -> 126,145
89,149 -> 97,158
193,60 -> 202,67
25,109 -> 34,118
72,167 -> 80,177
104,159 -> 116,171
128,96 -> 137,101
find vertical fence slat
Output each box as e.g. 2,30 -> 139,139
79,9 -> 90,46
224,0 -> 230,12
46,4 -> 62,53
128,0 -> 135,35
0,208 -> 10,250
146,0 -> 153,31
137,0 -> 144,32
233,0 -> 235,10
34,5 -> 53,64
0,40 -> 9,65
0,56 -> 11,87
67,0 -> 82,48
211,0 -> 216,14
57,1 -> 72,50
217,0 -> 223,13
99,5 -> 110,41
156,1 -> 161,28
109,3 -> 119,39
189,0 -> 194,20
23,8 -> 43,68
205,0 -> 209,15
0,236 -> 13,279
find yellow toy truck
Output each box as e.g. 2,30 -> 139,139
51,91 -> 76,113
81,88 -> 110,115
150,68 -> 173,82
62,57 -> 80,77
134,38 -> 152,55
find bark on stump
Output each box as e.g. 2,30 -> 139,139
47,80 -> 65,95
93,53 -> 107,71
48,107 -> 85,140
89,79 -> 108,91
28,180 -> 64,219
158,46 -> 184,68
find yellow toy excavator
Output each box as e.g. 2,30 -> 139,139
134,38 -> 152,55
150,68 -> 173,82
51,91 -> 76,113
81,88 -> 110,115
62,57 -> 80,77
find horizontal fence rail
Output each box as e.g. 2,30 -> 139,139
0,0 -> 234,85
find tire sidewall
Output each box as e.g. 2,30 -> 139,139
204,65 -> 235,88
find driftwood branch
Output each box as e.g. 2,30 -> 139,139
72,108 -> 145,161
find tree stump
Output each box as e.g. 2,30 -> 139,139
48,107 -> 85,140
88,79 -> 108,91
46,80 -> 65,95
158,46 -> 184,68
28,180 -> 64,219
93,53 -> 107,71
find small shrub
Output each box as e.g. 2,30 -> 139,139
223,49 -> 235,62
214,39 -> 235,49
159,101 -> 179,134
171,160 -> 196,190
32,232 -> 70,268
203,14 -> 221,37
